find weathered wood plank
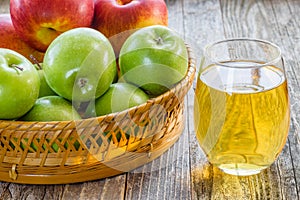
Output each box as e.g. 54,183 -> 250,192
0,0 -> 9,13
271,0 -> 300,197
186,0 -> 300,199
61,175 -> 126,200
182,0 -> 226,199
218,0 -> 300,199
125,1 -> 192,199
1,161 -> 127,199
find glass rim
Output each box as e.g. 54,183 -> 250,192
204,38 -> 282,69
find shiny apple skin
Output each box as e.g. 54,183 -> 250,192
0,14 -> 44,63
119,25 -> 188,97
43,28 -> 117,102
10,0 -> 95,52
92,0 -> 168,55
0,48 -> 40,120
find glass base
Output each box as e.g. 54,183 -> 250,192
217,163 -> 268,176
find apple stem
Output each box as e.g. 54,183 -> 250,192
30,55 -> 42,70
10,64 -> 24,74
155,37 -> 164,45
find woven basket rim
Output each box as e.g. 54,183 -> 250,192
0,45 -> 196,127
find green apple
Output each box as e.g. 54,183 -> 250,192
38,69 -> 57,97
34,63 -> 57,97
20,96 -> 81,121
0,48 -> 40,119
119,25 -> 189,97
20,138 -> 39,152
43,27 -> 117,102
85,82 -> 149,117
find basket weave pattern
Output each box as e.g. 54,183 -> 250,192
0,46 -> 196,184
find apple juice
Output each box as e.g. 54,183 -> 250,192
194,61 -> 290,175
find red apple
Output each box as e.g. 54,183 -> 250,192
10,0 -> 95,52
92,0 -> 168,55
0,14 -> 44,63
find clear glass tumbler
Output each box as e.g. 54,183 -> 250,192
194,38 -> 290,176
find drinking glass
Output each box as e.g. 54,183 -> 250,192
194,38 -> 290,176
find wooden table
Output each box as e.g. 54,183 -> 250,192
0,0 -> 299,199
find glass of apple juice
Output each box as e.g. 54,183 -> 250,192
194,38 -> 290,176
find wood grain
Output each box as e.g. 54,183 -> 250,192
217,0 -> 300,199
0,0 -> 9,13
0,0 -> 299,199
125,2 -> 191,199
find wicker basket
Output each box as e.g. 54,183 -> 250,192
0,46 -> 196,184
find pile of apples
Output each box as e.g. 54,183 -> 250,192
0,0 -> 189,122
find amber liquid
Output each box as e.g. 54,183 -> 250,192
194,62 -> 290,175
